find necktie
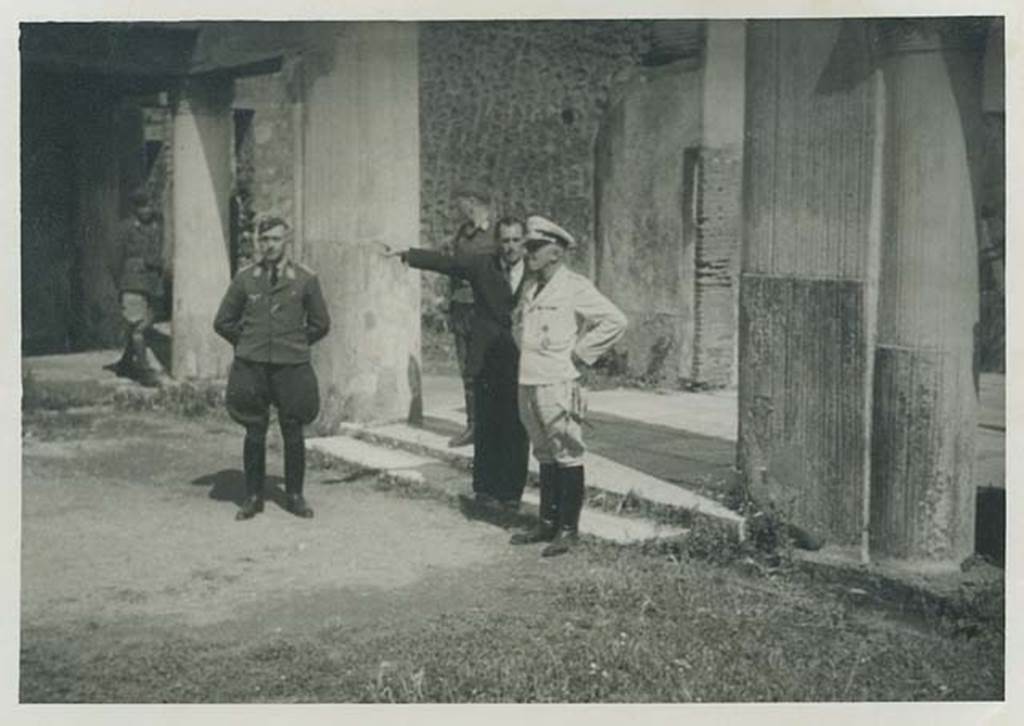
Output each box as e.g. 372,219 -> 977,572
270,265 -> 278,286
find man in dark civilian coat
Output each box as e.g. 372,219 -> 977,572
214,216 -> 331,521
382,217 -> 530,508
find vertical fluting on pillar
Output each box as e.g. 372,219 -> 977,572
869,19 -> 984,562
300,23 -> 422,428
739,20 -> 880,549
170,77 -> 234,380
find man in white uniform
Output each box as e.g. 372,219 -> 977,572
510,215 -> 627,557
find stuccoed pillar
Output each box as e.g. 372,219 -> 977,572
170,77 -> 234,380
738,20 -> 881,555
300,23 -> 421,427
868,19 -> 985,563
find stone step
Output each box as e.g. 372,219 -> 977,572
306,435 -> 689,545
332,420 -> 746,540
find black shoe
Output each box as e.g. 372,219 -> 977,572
541,529 -> 579,557
236,495 -> 264,521
510,520 -> 557,545
286,493 -> 314,519
135,368 -> 162,388
448,426 -> 474,448
496,498 -> 521,513
105,356 -> 134,378
460,492 -> 498,511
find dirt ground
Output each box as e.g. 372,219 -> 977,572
20,408 -> 575,699
19,404 -> 1004,705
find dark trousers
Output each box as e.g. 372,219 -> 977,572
226,359 -> 320,497
449,302 -> 475,424
472,373 -> 529,502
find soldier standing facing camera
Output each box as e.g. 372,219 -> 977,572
214,216 -> 331,522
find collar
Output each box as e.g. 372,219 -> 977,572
532,263 -> 566,297
252,257 -> 295,281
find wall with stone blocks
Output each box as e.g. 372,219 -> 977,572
234,72 -> 296,233
418,20 -> 652,273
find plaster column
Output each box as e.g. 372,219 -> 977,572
170,77 -> 234,379
300,23 -> 421,428
868,20 -> 985,563
739,20 -> 882,554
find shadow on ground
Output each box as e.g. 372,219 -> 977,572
191,469 -> 291,511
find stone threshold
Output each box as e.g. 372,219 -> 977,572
330,420 -> 747,539
307,434 -> 690,546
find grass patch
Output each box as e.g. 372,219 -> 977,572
21,546 -> 1003,703
111,380 -> 227,419
22,370 -> 109,412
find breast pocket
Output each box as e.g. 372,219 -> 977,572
272,290 -> 306,331
535,302 -> 575,351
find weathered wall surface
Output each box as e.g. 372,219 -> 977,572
593,20 -> 745,387
418,20 -> 651,275
234,72 -> 297,228
22,74 -> 79,355
594,60 -> 703,384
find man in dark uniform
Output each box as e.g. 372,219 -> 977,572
444,190 -> 497,447
107,188 -> 165,387
382,217 -> 530,509
214,216 -> 331,521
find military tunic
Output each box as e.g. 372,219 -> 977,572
214,259 -> 330,428
109,216 -> 165,299
514,265 -> 627,467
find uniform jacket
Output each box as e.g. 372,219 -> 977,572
514,265 -> 627,385
213,258 -> 330,365
444,222 -> 496,306
108,217 -> 164,297
405,248 -> 522,381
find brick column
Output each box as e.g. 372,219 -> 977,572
692,20 -> 745,387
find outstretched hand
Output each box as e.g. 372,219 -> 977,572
377,242 -> 406,259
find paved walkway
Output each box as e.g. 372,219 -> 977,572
423,373 -> 1005,491
21,352 -> 1004,493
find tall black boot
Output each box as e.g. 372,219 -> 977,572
282,418 -> 313,519
542,466 -> 585,557
237,431 -> 266,521
510,463 -> 559,544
